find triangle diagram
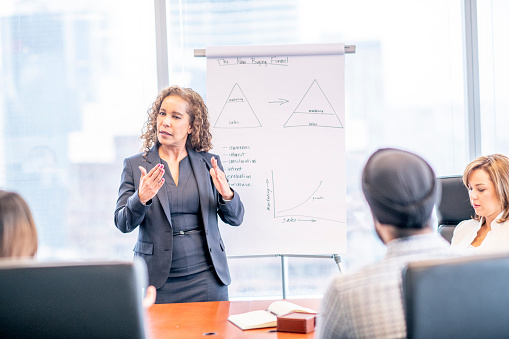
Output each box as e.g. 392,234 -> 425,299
284,80 -> 343,128
214,83 -> 262,128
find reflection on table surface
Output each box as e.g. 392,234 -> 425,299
147,298 -> 322,338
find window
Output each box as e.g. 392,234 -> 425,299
1,0 -> 471,300
164,0 -> 467,298
0,1 -> 157,260
478,0 -> 509,154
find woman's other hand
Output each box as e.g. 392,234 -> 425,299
210,157 -> 234,201
143,285 -> 157,308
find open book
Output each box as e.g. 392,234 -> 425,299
228,300 -> 317,330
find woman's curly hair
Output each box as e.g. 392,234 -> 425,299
140,86 -> 213,155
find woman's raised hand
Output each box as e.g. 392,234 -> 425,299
210,157 -> 234,200
138,164 -> 165,205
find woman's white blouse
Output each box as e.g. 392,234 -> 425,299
451,212 -> 509,253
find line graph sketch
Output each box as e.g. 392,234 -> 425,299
284,79 -> 343,128
271,170 -> 341,223
214,83 -> 262,129
277,181 -> 323,214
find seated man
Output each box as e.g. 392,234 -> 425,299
316,148 -> 454,339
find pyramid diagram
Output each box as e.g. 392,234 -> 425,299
214,83 -> 262,129
284,80 -> 343,128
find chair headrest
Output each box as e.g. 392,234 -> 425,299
436,175 -> 475,225
0,259 -> 148,339
403,252 -> 509,338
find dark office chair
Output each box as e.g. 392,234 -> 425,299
0,259 -> 149,339
403,252 -> 509,339
436,175 -> 475,243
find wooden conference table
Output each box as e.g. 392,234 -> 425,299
147,298 -> 322,338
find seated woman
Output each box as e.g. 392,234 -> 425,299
0,190 -> 38,258
451,154 -> 509,252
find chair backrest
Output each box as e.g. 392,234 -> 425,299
0,259 -> 148,339
436,175 -> 475,242
403,252 -> 509,339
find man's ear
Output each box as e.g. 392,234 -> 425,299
373,219 -> 391,245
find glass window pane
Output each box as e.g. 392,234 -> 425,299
1,0 -> 468,301
478,1 -> 509,155
228,257 -> 283,299
286,257 -> 341,298
165,0 -> 467,299
0,1 -> 157,260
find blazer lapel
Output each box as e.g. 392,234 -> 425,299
188,148 -> 212,226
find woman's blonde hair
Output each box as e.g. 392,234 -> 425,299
140,85 -> 212,155
0,190 -> 38,258
463,154 -> 509,222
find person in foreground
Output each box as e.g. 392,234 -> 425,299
114,85 -> 244,304
0,190 -> 38,258
316,148 -> 453,339
450,154 -> 509,252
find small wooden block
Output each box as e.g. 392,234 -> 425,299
277,312 -> 316,334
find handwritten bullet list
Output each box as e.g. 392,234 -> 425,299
223,145 -> 255,187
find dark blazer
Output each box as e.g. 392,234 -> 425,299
114,145 -> 244,289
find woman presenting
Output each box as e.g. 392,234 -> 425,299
114,85 -> 244,303
451,154 -> 509,253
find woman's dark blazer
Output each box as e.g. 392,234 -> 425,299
114,145 -> 244,289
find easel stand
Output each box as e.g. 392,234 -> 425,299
229,254 -> 342,299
